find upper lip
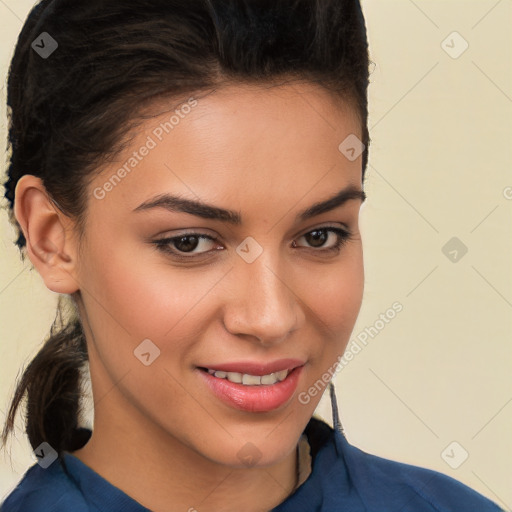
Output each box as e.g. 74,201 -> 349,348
198,358 -> 305,376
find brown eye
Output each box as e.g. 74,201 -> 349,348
173,235 -> 201,253
294,227 -> 351,251
153,233 -> 220,258
303,229 -> 329,248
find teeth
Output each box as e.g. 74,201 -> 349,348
261,373 -> 275,385
242,374 -> 261,385
275,370 -> 288,382
226,371 -> 243,383
208,369 -> 290,385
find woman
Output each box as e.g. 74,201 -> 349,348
0,0 -> 504,511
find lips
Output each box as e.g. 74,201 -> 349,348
196,359 -> 305,412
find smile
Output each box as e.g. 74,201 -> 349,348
197,361 -> 304,413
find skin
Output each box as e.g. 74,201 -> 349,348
14,82 -> 365,512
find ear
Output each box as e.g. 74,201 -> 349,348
14,175 -> 80,294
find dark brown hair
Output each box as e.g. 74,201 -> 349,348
2,0 -> 371,456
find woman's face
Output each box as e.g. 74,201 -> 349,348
73,82 -> 365,468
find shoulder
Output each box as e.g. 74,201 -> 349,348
303,418 -> 502,512
339,433 -> 503,512
1,458 -> 87,512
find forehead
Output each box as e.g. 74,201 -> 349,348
87,82 -> 363,219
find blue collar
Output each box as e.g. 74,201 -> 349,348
59,382 -> 502,512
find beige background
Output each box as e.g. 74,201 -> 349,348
1,0 -> 511,508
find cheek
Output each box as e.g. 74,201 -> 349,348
82,236 -> 221,342
297,247 -> 364,379
302,247 -> 364,335
77,239 -> 220,407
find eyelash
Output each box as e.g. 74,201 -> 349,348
151,226 -> 352,261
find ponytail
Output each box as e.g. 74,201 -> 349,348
1,296 -> 91,456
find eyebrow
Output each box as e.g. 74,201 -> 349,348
132,185 -> 366,225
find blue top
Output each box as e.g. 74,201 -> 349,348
0,415 -> 503,512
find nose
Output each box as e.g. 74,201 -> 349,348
222,250 -> 305,346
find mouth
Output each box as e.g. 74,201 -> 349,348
196,359 -> 305,413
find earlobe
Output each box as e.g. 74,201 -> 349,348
14,175 -> 80,295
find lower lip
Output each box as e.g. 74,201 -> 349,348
197,366 -> 304,413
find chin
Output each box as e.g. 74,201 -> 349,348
193,416 -> 306,469
208,438 -> 296,470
